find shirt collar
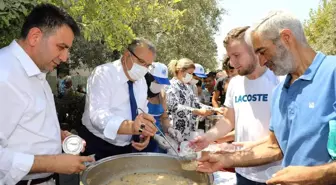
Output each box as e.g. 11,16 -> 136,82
299,52 -> 326,81
114,58 -> 129,84
283,52 -> 326,88
9,40 -> 42,77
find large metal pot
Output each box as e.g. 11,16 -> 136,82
81,153 -> 214,185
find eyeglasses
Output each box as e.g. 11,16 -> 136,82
128,49 -> 153,69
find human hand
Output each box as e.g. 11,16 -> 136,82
133,113 -> 157,136
154,134 -> 170,150
167,127 -> 183,143
61,130 -> 72,142
266,166 -> 326,185
196,152 -> 231,173
52,154 -> 94,174
132,136 -> 151,151
213,107 -> 225,115
189,135 -> 211,152
165,135 -> 179,155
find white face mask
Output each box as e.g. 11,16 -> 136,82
189,79 -> 199,85
150,82 -> 164,94
127,56 -> 148,81
182,73 -> 193,84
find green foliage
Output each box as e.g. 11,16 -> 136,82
304,0 -> 336,54
46,0 -> 184,51
0,0 -> 37,47
68,36 -> 120,69
136,0 -> 224,71
0,0 -> 224,71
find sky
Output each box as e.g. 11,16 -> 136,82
214,0 -> 321,66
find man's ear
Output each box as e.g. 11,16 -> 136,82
26,27 -> 43,47
279,29 -> 293,49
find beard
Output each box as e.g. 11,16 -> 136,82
238,54 -> 258,76
267,42 -> 295,76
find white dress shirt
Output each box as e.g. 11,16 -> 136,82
82,59 -> 148,146
0,41 -> 61,185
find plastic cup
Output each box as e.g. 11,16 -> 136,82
189,131 -> 200,140
197,129 -> 205,135
180,141 -> 191,153
265,166 -> 284,179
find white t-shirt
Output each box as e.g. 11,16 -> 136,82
224,69 -> 281,183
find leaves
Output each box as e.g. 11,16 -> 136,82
0,0 -> 5,10
0,0 -> 37,47
304,0 -> 336,55
0,0 -> 224,71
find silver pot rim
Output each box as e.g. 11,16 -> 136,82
81,152 -> 214,185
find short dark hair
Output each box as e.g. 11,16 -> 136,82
206,71 -> 216,79
20,3 -> 80,39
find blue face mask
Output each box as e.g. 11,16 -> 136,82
201,84 -> 206,90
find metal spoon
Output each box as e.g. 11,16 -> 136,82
137,108 -> 195,161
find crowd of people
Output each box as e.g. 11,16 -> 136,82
1,3 -> 336,185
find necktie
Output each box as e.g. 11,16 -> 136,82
127,81 -> 140,142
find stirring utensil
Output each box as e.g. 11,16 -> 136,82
137,108 -> 196,161
137,108 -> 179,156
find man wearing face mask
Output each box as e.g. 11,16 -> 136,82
80,38 -> 157,160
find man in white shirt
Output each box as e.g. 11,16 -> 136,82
0,4 -> 93,185
80,38 -> 157,160
191,26 -> 281,185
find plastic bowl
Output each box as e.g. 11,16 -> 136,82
265,165 -> 284,179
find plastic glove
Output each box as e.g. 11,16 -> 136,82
168,127 -> 183,143
165,135 -> 179,156
153,134 -> 170,150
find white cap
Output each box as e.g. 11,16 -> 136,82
150,62 -> 170,85
194,64 -> 207,78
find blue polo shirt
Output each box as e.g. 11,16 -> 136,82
270,52 -> 336,167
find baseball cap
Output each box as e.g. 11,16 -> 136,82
149,62 -> 170,85
194,63 -> 207,78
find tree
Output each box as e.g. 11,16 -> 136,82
133,0 -> 224,70
0,0 -> 224,71
68,36 -> 120,69
304,0 -> 336,54
47,0 -> 184,51
0,0 -> 37,47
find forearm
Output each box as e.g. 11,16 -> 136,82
319,162 -> 336,184
216,130 -> 235,143
117,120 -> 135,135
192,108 -> 213,116
225,141 -> 283,168
205,120 -> 233,142
30,155 -> 57,173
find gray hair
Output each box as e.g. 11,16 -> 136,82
127,37 -> 156,55
244,27 -> 254,49
252,10 -> 308,46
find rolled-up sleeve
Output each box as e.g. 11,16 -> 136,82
87,66 -> 125,140
0,82 -> 34,184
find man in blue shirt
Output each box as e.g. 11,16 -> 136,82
197,10 -> 336,185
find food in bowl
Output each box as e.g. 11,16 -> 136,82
107,172 -> 206,185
